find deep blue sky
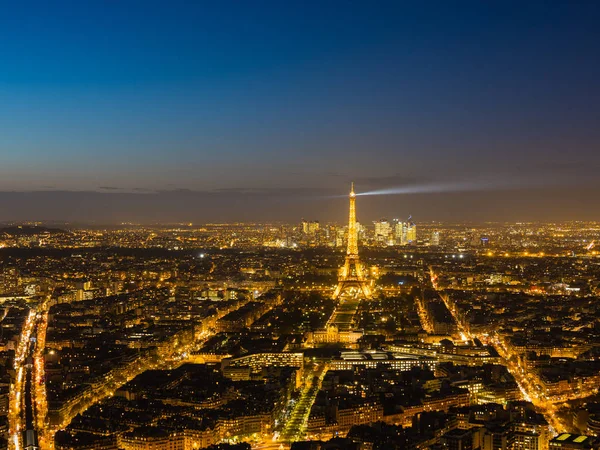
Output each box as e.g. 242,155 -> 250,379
1,1 -> 599,222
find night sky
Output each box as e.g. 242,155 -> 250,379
1,1 -> 599,223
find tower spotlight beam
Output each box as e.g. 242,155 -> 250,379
356,174 -> 573,197
357,181 -> 497,197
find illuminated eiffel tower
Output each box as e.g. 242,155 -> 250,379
333,183 -> 372,299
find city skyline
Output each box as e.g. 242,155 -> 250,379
2,3 -> 600,450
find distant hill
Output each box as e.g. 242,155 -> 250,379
0,225 -> 67,236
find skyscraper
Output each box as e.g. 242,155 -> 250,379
302,220 -> 319,235
393,219 -> 403,245
406,216 -> 417,244
374,219 -> 392,244
394,217 -> 417,245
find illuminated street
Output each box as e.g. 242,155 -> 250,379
490,333 -> 568,435
433,268 -> 568,436
6,297 -> 248,449
8,309 -> 36,450
51,304 -> 246,433
278,362 -> 329,444
33,305 -> 51,450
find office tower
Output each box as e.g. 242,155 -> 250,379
302,220 -> 319,235
374,219 -> 391,244
406,216 -> 417,244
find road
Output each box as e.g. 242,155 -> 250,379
8,308 -> 36,450
33,307 -> 51,450
489,333 -> 567,434
10,297 -> 250,450
430,267 -> 567,435
8,299 -> 51,450
52,328 -> 216,431
415,295 -> 434,334
278,362 -> 329,444
50,300 -> 251,434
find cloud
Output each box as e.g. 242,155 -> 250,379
209,187 -> 336,196
97,186 -> 158,194
353,174 -> 426,188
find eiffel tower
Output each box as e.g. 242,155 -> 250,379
333,182 -> 372,299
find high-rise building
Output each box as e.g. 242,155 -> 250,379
336,227 -> 346,248
327,225 -> 337,247
406,216 -> 417,244
393,217 -> 417,245
374,219 -> 391,244
393,219 -> 403,245
431,231 -> 440,246
302,220 -> 319,235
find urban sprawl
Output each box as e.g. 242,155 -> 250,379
1,188 -> 600,450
